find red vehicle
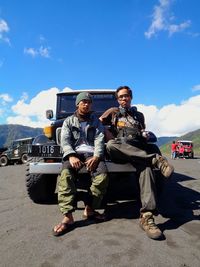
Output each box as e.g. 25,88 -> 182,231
176,140 -> 194,158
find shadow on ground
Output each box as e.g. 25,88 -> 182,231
101,171 -> 200,234
44,171 -> 200,234
157,171 -> 200,233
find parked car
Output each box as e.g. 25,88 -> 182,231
176,140 -> 194,158
0,137 -> 34,167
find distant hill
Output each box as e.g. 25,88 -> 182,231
160,128 -> 200,156
156,136 -> 176,147
0,124 -> 43,148
0,124 -> 199,157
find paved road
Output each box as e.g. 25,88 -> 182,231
0,158 -> 200,267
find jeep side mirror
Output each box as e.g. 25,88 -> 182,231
46,110 -> 53,119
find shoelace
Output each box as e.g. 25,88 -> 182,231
159,158 -> 168,170
147,217 -> 158,229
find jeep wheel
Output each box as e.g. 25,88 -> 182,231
0,155 -> 8,167
26,157 -> 57,203
21,153 -> 28,164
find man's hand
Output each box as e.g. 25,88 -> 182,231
69,156 -> 83,170
85,156 -> 100,172
104,128 -> 115,142
142,131 -> 150,140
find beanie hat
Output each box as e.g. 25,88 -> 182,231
75,92 -> 93,106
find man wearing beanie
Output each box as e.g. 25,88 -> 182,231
53,92 -> 108,236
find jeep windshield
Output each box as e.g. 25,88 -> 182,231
56,92 -> 118,119
12,141 -> 20,147
179,142 -> 193,147
12,138 -> 34,147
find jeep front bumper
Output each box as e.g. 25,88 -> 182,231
29,162 -> 136,174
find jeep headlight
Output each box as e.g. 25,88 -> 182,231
43,125 -> 54,139
14,149 -> 19,155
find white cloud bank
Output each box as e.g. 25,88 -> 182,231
1,87 -> 200,137
137,95 -> 200,136
6,87 -> 72,128
145,0 -> 191,39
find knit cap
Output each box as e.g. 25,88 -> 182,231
75,92 -> 93,106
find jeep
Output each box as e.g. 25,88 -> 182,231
176,140 -> 194,158
0,137 -> 34,167
26,90 -> 159,204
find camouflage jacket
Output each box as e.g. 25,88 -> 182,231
61,111 -> 105,159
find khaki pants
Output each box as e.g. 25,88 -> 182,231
58,160 -> 109,215
107,139 -> 157,213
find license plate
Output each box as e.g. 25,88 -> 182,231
28,145 -> 63,158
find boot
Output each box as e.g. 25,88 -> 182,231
152,155 -> 174,178
140,212 -> 163,240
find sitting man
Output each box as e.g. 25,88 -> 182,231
100,85 -> 174,240
53,92 -> 109,236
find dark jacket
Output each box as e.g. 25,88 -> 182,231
100,106 -> 145,139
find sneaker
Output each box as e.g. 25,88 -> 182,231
152,155 -> 174,178
139,212 -> 163,240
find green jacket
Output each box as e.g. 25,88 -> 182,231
61,112 -> 105,159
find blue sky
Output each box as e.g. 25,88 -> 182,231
0,0 -> 200,137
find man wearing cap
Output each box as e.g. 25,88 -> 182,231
53,92 -> 109,236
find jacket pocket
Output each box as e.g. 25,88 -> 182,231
71,126 -> 80,140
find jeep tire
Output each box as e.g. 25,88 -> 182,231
26,157 -> 57,203
0,155 -> 8,167
21,153 -> 28,164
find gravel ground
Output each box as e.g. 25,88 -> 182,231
0,157 -> 199,267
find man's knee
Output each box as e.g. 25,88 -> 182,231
106,139 -> 116,153
92,173 -> 109,195
59,168 -> 74,188
60,168 -> 71,179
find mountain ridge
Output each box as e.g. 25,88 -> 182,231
0,124 -> 43,148
0,125 -> 199,156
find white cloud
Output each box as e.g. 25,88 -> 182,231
6,115 -> 44,128
7,87 -> 73,128
0,93 -> 13,117
192,84 -> 200,92
0,18 -> 11,45
4,87 -> 200,137
24,47 -> 38,57
0,93 -> 13,103
24,45 -> 51,58
0,19 -> 9,32
145,0 -> 191,39
39,46 -> 50,58
138,95 -> 200,136
168,20 -> 191,36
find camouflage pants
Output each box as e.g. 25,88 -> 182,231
58,160 -> 109,215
